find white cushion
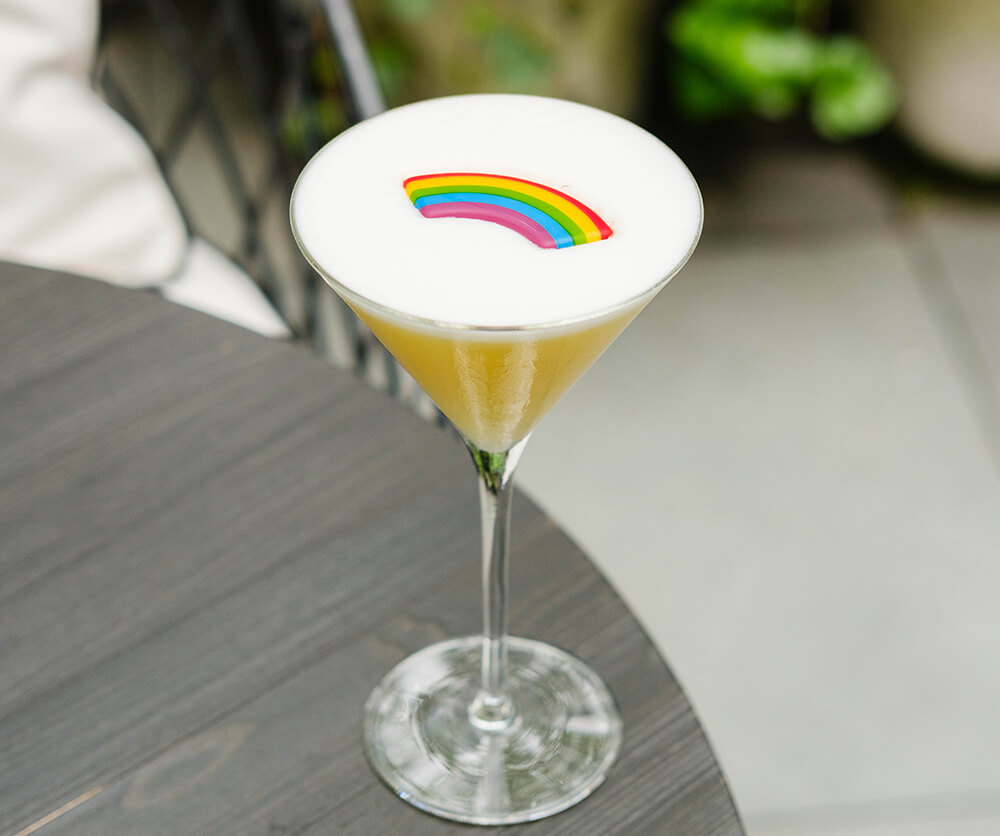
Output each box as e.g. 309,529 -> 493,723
0,0 -> 290,337
163,239 -> 292,339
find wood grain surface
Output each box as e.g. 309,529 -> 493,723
0,264 -> 743,835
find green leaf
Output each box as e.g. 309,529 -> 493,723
810,36 -> 897,139
672,60 -> 745,120
370,39 -> 413,101
381,0 -> 438,22
482,24 -> 553,89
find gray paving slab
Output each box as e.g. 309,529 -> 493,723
909,194 -> 1000,403
518,229 -> 1000,817
700,147 -> 899,242
750,807 -> 1000,836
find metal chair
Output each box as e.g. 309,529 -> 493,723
96,0 -> 425,403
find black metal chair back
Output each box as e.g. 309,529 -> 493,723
96,0 -> 406,395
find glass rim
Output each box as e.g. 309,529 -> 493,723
289,127 -> 704,335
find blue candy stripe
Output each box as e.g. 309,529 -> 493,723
413,192 -> 574,248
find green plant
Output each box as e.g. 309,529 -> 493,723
667,0 -> 896,139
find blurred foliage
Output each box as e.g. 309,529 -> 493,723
360,0 -> 557,102
354,0 -> 659,117
281,0 -> 896,151
279,12 -> 349,157
667,0 -> 897,139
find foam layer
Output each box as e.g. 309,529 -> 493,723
291,95 -> 702,329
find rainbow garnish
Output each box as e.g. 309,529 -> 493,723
403,172 -> 613,249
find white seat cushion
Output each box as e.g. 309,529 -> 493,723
0,0 -> 290,337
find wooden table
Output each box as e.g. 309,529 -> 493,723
0,264 -> 744,835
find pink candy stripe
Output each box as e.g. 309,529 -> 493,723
418,202 -> 557,249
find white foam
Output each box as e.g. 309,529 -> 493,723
291,95 -> 702,329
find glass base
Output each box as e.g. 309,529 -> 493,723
363,636 -> 622,825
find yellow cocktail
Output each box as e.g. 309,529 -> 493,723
351,303 -> 638,452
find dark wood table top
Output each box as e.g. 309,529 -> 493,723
0,263 -> 743,835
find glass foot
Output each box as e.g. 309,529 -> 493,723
363,636 -> 622,825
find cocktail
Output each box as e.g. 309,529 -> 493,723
291,94 -> 701,824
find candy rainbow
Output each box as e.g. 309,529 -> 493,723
403,172 -> 613,249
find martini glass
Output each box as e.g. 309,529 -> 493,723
291,94 -> 701,824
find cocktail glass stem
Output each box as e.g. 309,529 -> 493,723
466,436 -> 528,730
361,431 -> 621,825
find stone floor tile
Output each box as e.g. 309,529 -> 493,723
908,194 -> 1000,399
749,804 -> 1000,836
700,147 -> 899,242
